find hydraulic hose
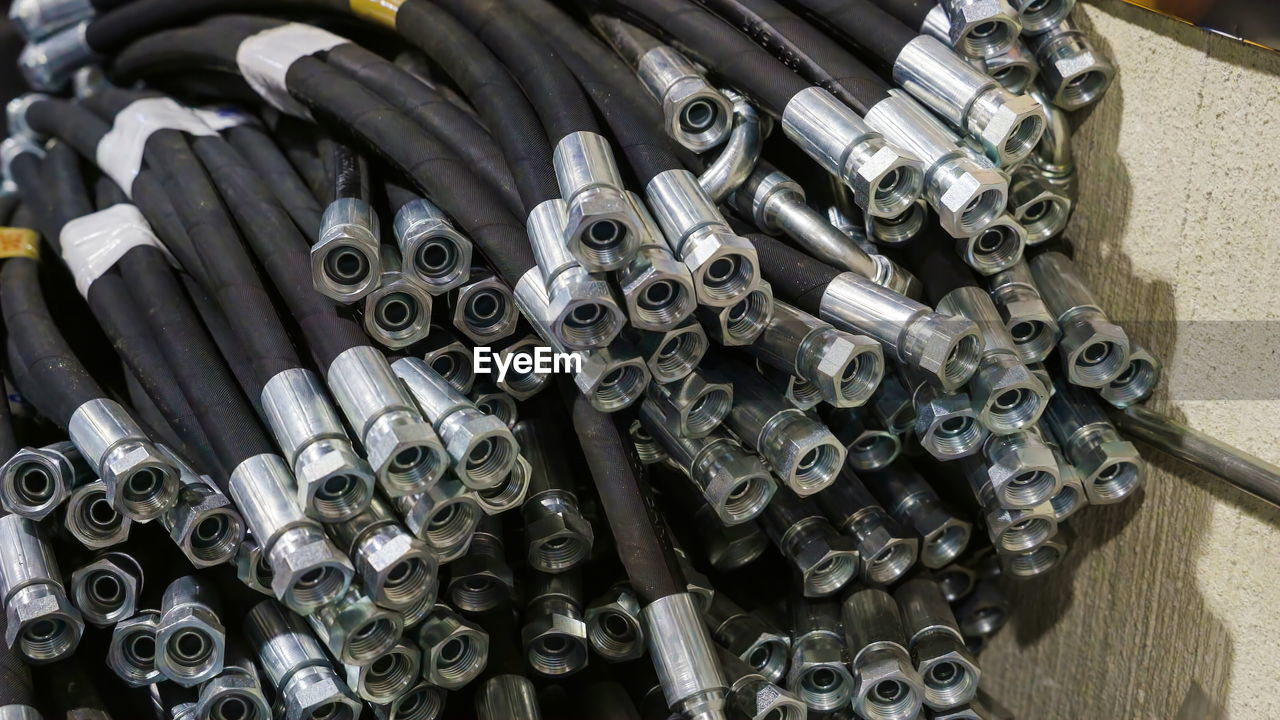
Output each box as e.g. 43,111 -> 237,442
221,121 -> 323,241
785,0 -> 918,65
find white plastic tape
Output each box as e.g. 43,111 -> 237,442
236,23 -> 349,119
60,204 -> 176,297
95,97 -> 217,196
192,105 -> 257,131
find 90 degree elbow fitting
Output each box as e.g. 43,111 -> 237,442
158,449 -> 244,568
923,1 -> 1021,59
552,131 -> 644,272
842,588 -> 926,720
1027,17 -> 1115,111
0,514 -> 84,664
644,592 -> 730,720
328,495 -> 438,612
715,645 -> 808,720
0,440 -> 79,520
363,244 -> 434,350
699,90 -> 765,203
1029,252 -> 1131,387
393,198 -> 473,295
986,260 -> 1061,364
261,368 -> 375,522
636,44 -> 735,152
245,601 -> 362,720
68,398 -> 179,522
782,87 -> 924,218
312,198 -> 383,304
786,597 -> 853,712
863,463 -> 973,568
307,583 -> 404,667
521,570 -> 589,678
1042,374 -> 1145,504
704,594 -> 790,684
9,0 -> 94,42
451,268 -> 520,345
619,191 -> 698,331
817,472 -> 920,584
155,575 -> 226,687
228,454 -> 354,614
747,299 -> 885,408
894,578 -> 981,710
762,490 -> 860,597
17,20 -> 96,91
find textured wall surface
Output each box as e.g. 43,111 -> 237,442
980,2 -> 1280,718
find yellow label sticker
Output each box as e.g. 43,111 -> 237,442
0,228 -> 39,260
351,0 -> 405,28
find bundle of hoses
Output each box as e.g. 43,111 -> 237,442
0,1 -> 1271,719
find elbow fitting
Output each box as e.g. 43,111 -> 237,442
245,601 -> 362,720
821,407 -> 903,471
0,440 -> 78,520
699,91 -> 765,203
1099,341 -> 1161,409
644,592 -> 730,720
446,517 -> 513,612
842,589 -> 926,720
313,198 -> 382,304
636,45 -> 735,152
451,268 -> 520,345
585,583 -> 645,662
476,676 -> 537,720
552,132 -> 644,271
9,0 -> 93,41
261,368 -> 375,522
787,597 -> 854,712
864,464 -> 973,567
417,605 -> 488,689
630,319 -> 709,383
646,370 -> 734,439
64,477 -> 132,549
373,681 -> 444,720
782,87 -> 924,218
747,299 -> 885,408
0,514 -> 83,664
228,454 -> 354,614
363,245 -> 434,349
975,429 -> 1063,508
984,38 -> 1039,93
762,492 -> 860,597
345,642 -> 420,703
695,282 -> 775,347
17,20 -> 96,91
704,594 -> 790,684
715,645 -> 808,720
421,331 -> 475,395
69,551 -> 142,627
959,214 -> 1027,275
394,477 -> 482,562
68,398 -> 180,522
1027,18 -> 1115,110
329,496 -> 438,612
619,192 -> 698,331
156,576 -> 226,687
473,453 -> 531,515
925,1 -> 1021,58
1042,375 -> 1145,503
816,473 -> 920,584
521,570 -> 589,678
393,198 -> 473,295
159,450 -> 244,568
1009,165 -> 1071,245
894,578 -> 981,710
307,584 -> 404,666
108,609 -> 162,686
526,200 -> 626,350
1030,252 -> 1132,387
327,346 -> 449,495
197,653 -> 272,720
986,260 -> 1062,363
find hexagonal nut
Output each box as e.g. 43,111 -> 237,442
166,484 -> 244,568
310,231 -> 381,303
0,445 -> 74,519
680,230 -> 760,307
470,384 -> 518,427
399,478 -> 482,559
696,282 -> 773,346
619,245 -> 697,331
65,481 -> 132,549
931,705 -> 983,720
676,552 -> 717,613
452,276 -> 519,345
417,606 -> 489,689
734,679 -> 807,720
1099,343 -> 1161,409
849,142 -> 924,219
701,517 -> 770,572
447,549 -> 514,613
316,590 -> 403,666
972,93 -> 1044,166
852,647 -> 924,720
913,633 -> 981,709
521,611 -> 588,677
489,335 -> 554,401
700,446 -> 776,526
765,413 -> 845,496
845,429 -> 901,472
545,274 -> 627,352
196,669 -> 272,720
474,453 -> 531,515
574,346 -> 650,413
908,315 -> 981,392
1059,316 -> 1130,388
947,0 -> 1020,55
366,416 -> 446,496
791,532 -> 859,597
1074,439 -> 1145,504
786,642 -> 853,712
935,164 -> 1007,239
635,321 -> 708,383
645,370 -> 733,439
295,442 -> 376,522
1048,463 -> 1087,521
562,185 -> 642,272
280,670 -> 362,720
70,554 -> 141,626
872,380 -> 917,435
915,508 -> 973,569
346,642 -> 421,704
915,388 -> 986,461
997,297 -> 1059,364
423,339 -> 476,395
363,277 -> 433,349
108,610 -> 162,686
970,359 -> 1046,434
5,587 -> 83,663
235,537 -> 274,596
401,223 -> 473,295
723,629 -> 790,685
156,605 -> 227,686
1009,167 -> 1070,245
584,586 -> 645,662
100,441 -> 180,521
525,508 -> 594,572
983,501 -> 1057,553
268,535 -> 354,613
959,215 -> 1026,276
441,411 -> 517,491
1036,34 -> 1115,111
850,518 -> 919,586
358,533 -> 438,611
998,532 -> 1069,579
662,77 -> 734,152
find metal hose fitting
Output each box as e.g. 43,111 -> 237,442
640,401 -> 776,526
747,299 -> 885,408
647,168 -> 761,307
159,450 -> 244,568
954,581 -> 1009,638
869,371 -> 920,437
327,345 -> 449,495
307,583 -> 403,667
704,593 -> 790,685
782,87 -> 924,218
421,331 -> 475,395
393,357 -> 519,490
521,569 -> 589,677
417,604 -> 489,689
863,463 -> 973,568
842,588 -> 926,720
196,648 -> 272,720
451,268 -> 520,345
234,535 -> 273,597
394,476 -> 482,562
17,20 -> 96,90
313,197 -> 382,303
1099,341 -> 1161,409
1042,374 -> 1145,504
644,592 -> 730,720
1027,17 -> 1115,110
984,497 -> 1058,552
372,681 -> 445,720
762,489 -> 859,597
643,367 -> 728,439
245,601 -> 362,720
363,244 -> 434,349
108,609 -> 162,686
0,514 -> 83,663
973,428 -> 1064,508
718,360 -> 846,494
903,368 -> 988,460
786,597 -> 853,712
517,422 -> 594,573
957,214 -> 1026,275
69,551 -> 142,627
861,200 -> 931,249
695,282 -> 775,347
9,0 -> 94,41
156,575 -> 226,686
714,645 -> 807,720
476,675 -> 539,720
756,364 -> 824,412
393,198 -> 473,295
480,334 -> 555,401
227,454 -> 354,614
329,495 -> 438,612
473,453 -> 531,515
936,564 -> 978,603
68,398 -> 179,522
1045,443 -> 1088,521
821,407 -> 902,471
986,260 -> 1061,364
261,368 -> 375,522
894,578 -> 981,710
1011,0 -> 1075,33
553,131 -> 644,271
672,545 -> 717,612
921,1 -> 1021,58
470,384 -> 518,428
697,514 -> 770,572
630,319 -> 709,383
630,418 -> 670,466
636,44 -> 735,151
0,440 -> 78,520
1030,251 -> 1131,387
584,583 -> 645,662
1009,165 -> 1070,244
984,38 -> 1039,93
446,515 -> 513,613
619,191 -> 698,332
1027,84 -> 1076,200
699,90 -> 766,203
346,641 -> 421,704
817,471 -> 920,584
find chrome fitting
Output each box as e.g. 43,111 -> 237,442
1011,0 -> 1075,33
986,259 -> 1061,364
630,419 -> 669,465
18,20 -> 96,90
473,453 -> 531,515
108,609 -> 162,686
863,200 -> 931,251
640,400 -> 776,526
451,268 -> 520,345
631,319 -> 709,383
1009,165 -> 1070,244
715,645 -> 807,720
695,282 -> 774,347
227,454 -> 354,614
699,90 -> 766,203
894,578 -> 981,709
363,244 -> 434,349
937,285 -> 1047,433
1027,84 -> 1076,199
393,476 -> 482,562
329,496 -> 438,612
417,604 -> 488,689
585,583 -> 645,662
719,359 -> 846,494
244,601 -> 362,720
234,536 -> 274,597
782,87 -> 924,217
346,642 -> 420,703
936,565 -> 978,603
747,299 -> 885,407
999,523 -> 1071,578
1045,443 -> 1088,521
758,365 -> 824,412
892,35 -> 1046,165
1027,17 -> 1115,110
446,515 -> 512,612
983,498 -> 1058,552
67,398 -> 179,522
864,92 -> 1008,236
762,490 -> 860,596
307,583 -> 403,666
393,357 -> 518,489
476,675 -> 537,720
924,1 -> 1021,58
954,581 -> 1009,638
817,471 -> 920,584
984,38 -> 1039,93
526,199 -> 626,350
313,197 -> 382,303
620,190 -> 698,332
820,272 -> 982,390
0,514 -> 83,663
394,198 -> 473,295
637,45 -> 734,151
261,368 -> 375,522
863,463 -> 973,568
327,345 -> 449,495
974,429 -> 1063,508
0,440 -> 78,520
9,0 -> 94,41
646,168 -> 761,306
521,570 -> 589,678
672,546 -> 716,612
698,515 -> 770,572
645,370 -> 733,439
470,384 -> 518,427
1099,341 -> 1161,409
870,371 -> 920,436
787,597 -> 854,712
421,330 -> 475,394
372,681 -> 445,720
906,374 -> 988,460
518,421 -> 595,572
644,592 -> 729,720
196,652 -> 272,720
484,334 -> 555,401
1029,252 -> 1132,387
821,407 -> 902,471
958,214 -> 1027,275
705,593 -> 790,685
158,450 -> 244,567
0,708 -> 40,720
69,551 -> 142,627
1042,374 -> 1145,504
552,131 -> 643,271
842,588 -> 926,720
156,575 -> 226,686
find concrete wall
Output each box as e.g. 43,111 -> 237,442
980,2 -> 1280,717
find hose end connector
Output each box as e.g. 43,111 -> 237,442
1028,18 -> 1116,110
638,45 -> 735,152
644,593 -> 730,720
68,399 -> 180,522
937,0 -> 1022,58
18,20 -> 96,91
313,197 -> 383,303
0,441 -> 76,520
553,132 -> 643,271
394,198 -> 473,295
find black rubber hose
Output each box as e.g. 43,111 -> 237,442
327,137 -> 370,203
862,0 -> 933,35
35,658 -> 113,718
784,0 -> 917,69
744,232 -> 840,315
0,618 -> 33,707
223,122 -> 324,241
590,12 -> 664,68
83,0 -> 324,55
897,224 -> 978,305
0,198 -> 24,464
571,393 -> 685,604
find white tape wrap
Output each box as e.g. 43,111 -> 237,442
95,97 -> 218,196
192,105 -> 257,131
60,205 -> 176,297
236,23 -> 348,119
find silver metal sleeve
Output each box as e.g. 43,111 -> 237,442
552,131 -> 642,272
9,0 -> 93,41
644,593 -> 729,720
67,398 -> 178,520
313,197 -> 383,303
636,45 -> 734,152
17,20 -> 96,91
477,675 -> 541,720
245,600 -> 328,690
0,514 -> 82,663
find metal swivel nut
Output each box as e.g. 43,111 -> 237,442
704,593 -> 791,685
417,604 -> 489,689
307,583 -> 403,667
521,569 -> 589,678
0,440 -> 78,520
158,449 -> 244,568
1030,252 -> 1131,387
585,583 -> 645,662
245,601 -> 362,720
842,588 -> 926,720
69,551 -> 142,627
446,515 -> 513,613
817,470 -> 920,585
787,596 -> 854,712
156,575 -> 226,687
894,578 -> 981,710
0,514 -> 83,664
328,495 -> 438,612
762,489 -> 860,597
